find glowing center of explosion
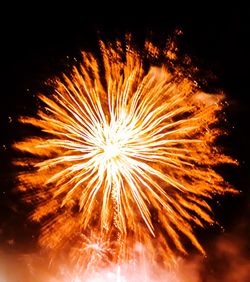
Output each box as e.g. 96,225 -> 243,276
96,121 -> 131,174
99,120 -> 130,156
103,141 -> 121,161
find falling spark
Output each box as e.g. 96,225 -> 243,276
14,35 -> 237,268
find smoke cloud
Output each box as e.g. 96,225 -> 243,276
0,229 -> 249,282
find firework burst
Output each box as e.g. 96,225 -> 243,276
14,35 -> 236,267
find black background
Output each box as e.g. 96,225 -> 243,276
0,3 -> 249,280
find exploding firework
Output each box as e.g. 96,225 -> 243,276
14,35 -> 236,269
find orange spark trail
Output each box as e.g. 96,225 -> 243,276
14,36 -> 237,268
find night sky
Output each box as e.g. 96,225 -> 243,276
0,4 -> 249,281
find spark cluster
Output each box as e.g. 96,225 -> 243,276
14,36 -> 236,268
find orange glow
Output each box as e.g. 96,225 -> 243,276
14,36 -> 237,268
